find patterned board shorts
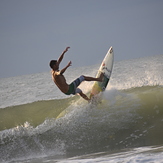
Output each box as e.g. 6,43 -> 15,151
65,75 -> 85,95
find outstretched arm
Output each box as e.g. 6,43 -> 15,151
57,47 -> 70,65
60,61 -> 72,75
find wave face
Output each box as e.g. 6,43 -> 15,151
0,55 -> 163,162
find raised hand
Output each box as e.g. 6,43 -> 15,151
64,47 -> 70,53
67,61 -> 72,67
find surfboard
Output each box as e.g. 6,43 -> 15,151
90,46 -> 114,99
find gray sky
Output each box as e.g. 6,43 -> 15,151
0,0 -> 163,78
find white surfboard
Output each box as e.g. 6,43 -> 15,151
90,46 -> 114,99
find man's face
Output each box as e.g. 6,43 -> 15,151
53,62 -> 59,70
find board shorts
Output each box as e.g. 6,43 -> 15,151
65,75 -> 85,95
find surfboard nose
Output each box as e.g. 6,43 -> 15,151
109,46 -> 113,53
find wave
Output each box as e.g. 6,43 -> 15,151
0,85 -> 163,162
0,96 -> 78,131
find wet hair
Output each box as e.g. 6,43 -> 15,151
49,60 -> 57,69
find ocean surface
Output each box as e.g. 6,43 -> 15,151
0,55 -> 163,163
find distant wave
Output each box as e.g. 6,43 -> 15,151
0,54 -> 162,108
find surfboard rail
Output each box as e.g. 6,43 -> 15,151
90,46 -> 114,99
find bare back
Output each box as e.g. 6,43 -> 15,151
52,71 -> 69,93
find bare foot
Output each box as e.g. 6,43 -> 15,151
98,73 -> 104,82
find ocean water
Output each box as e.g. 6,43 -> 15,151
0,55 -> 163,163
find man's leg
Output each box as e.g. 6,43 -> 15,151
79,91 -> 90,101
83,73 -> 103,82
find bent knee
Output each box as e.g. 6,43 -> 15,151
79,75 -> 85,81
75,88 -> 82,94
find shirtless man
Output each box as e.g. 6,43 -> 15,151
49,47 -> 103,101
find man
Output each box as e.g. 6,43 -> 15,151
49,47 -> 103,101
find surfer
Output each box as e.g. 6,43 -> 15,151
49,47 -> 103,101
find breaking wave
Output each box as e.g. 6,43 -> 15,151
0,85 -> 163,162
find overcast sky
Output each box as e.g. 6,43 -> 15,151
0,0 -> 163,78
